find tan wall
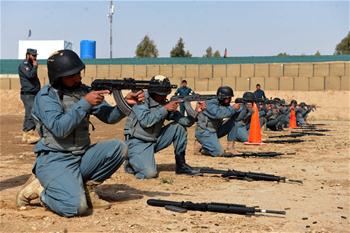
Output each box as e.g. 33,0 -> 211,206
2,61 -> 349,92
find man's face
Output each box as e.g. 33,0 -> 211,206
152,93 -> 167,104
181,82 -> 187,87
62,73 -> 82,88
256,85 -> 260,90
27,54 -> 37,62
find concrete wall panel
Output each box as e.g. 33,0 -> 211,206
199,65 -> 213,79
341,75 -> 350,91
213,65 -> 226,79
269,64 -> 283,77
299,63 -> 313,77
208,78 -> 222,91
173,65 -> 186,80
254,64 -> 269,77
159,65 -> 173,78
10,78 -> 21,90
121,65 -> 134,78
325,76 -> 341,90
146,65 -> 160,78
241,64 -> 254,77
96,65 -> 110,79
309,76 -> 324,91
222,77 -> 236,90
314,63 -> 329,76
185,65 -> 198,79
250,77 -> 265,91
284,64 -> 299,77
279,77 -> 294,90
329,63 -> 345,76
265,77 -> 279,90
294,77 -> 309,91
110,65 -> 122,79
194,78 -> 209,91
345,62 -> 350,77
0,78 -> 10,90
38,65 -> 48,80
236,77 -> 250,91
134,65 -> 147,80
227,64 -> 240,77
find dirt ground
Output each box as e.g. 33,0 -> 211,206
0,114 -> 349,233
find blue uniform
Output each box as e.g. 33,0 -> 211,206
18,60 -> 41,131
32,85 -> 126,217
195,99 -> 241,156
124,92 -> 196,179
174,86 -> 194,115
254,89 -> 266,100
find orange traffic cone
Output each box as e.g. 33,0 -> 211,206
289,108 -> 297,129
244,103 -> 263,145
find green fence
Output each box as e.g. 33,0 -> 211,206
1,55 -> 349,74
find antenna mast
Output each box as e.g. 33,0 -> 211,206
107,0 -> 115,58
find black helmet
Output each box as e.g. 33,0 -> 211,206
148,75 -> 173,96
216,86 -> 234,100
290,99 -> 298,106
47,50 -> 85,85
242,92 -> 256,103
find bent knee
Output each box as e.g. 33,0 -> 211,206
136,169 -> 158,179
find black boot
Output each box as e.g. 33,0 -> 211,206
175,153 -> 200,176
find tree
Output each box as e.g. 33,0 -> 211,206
213,50 -> 221,57
204,46 -> 213,57
135,35 -> 158,58
277,52 -> 289,56
335,32 -> 350,55
314,51 -> 321,56
170,37 -> 192,57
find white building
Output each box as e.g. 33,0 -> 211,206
18,40 -> 73,59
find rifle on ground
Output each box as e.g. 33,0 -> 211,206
219,151 -> 295,158
290,132 -> 326,136
91,78 -> 177,115
263,139 -> 305,144
199,167 -> 303,184
147,199 -> 286,216
269,132 -> 326,138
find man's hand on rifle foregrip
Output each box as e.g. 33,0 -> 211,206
195,101 -> 206,113
124,90 -> 145,105
164,101 -> 180,112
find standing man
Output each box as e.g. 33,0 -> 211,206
174,80 -> 194,115
18,48 -> 41,144
16,50 -> 144,217
254,84 -> 267,100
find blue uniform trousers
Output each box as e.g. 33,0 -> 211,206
125,123 -> 187,179
20,94 -> 36,131
34,140 -> 127,217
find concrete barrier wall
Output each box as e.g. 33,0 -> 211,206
1,61 -> 349,92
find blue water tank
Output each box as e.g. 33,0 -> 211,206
80,40 -> 96,59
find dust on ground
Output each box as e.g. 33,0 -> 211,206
0,115 -> 349,233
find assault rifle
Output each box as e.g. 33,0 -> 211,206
170,93 -> 229,118
91,78 -> 177,115
170,94 -> 218,102
147,199 -> 286,216
199,167 -> 303,184
263,139 -> 305,144
218,151 -> 295,158
269,132 -> 326,138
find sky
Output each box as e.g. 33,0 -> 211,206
1,0 -> 349,59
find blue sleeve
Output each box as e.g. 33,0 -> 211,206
262,90 -> 266,99
204,100 -> 237,119
132,104 -> 168,128
91,101 -> 125,124
33,93 -> 92,138
175,88 -> 180,95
